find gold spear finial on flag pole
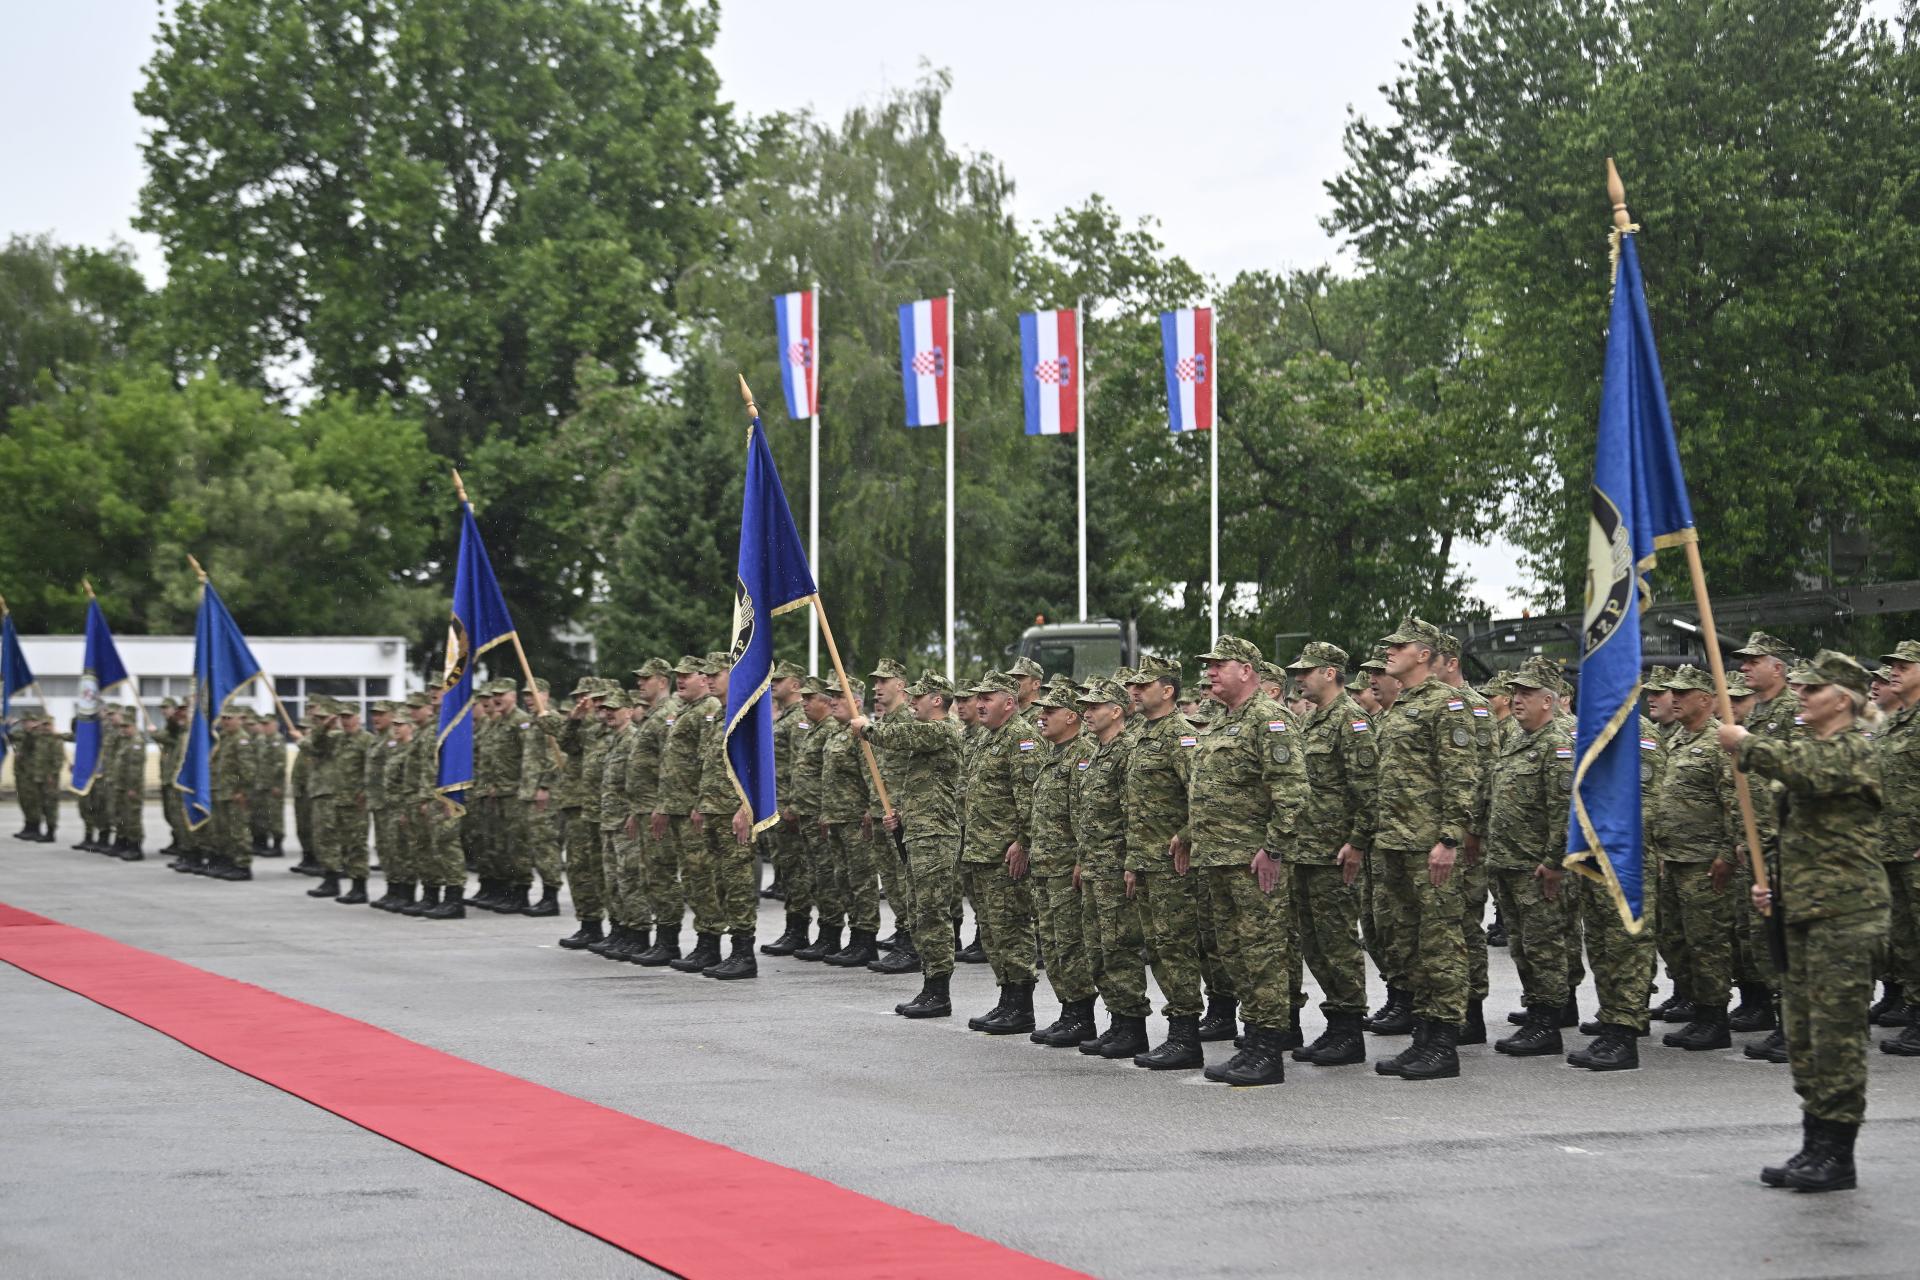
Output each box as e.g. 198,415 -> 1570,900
452,468 -> 469,506
738,373 -> 760,421
1607,156 -> 1631,233
187,554 -> 208,583
82,578 -> 96,599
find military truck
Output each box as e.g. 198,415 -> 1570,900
1012,618 -> 1141,683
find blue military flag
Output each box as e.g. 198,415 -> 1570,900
435,498 -> 520,808
176,580 -> 265,829
723,400 -> 818,833
71,597 -> 138,795
1,606 -> 40,767
1564,231 -> 1697,933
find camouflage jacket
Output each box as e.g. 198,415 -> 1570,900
622,696 -> 676,815
867,704 -> 916,819
581,721 -> 617,819
1738,725 -> 1889,924
820,720 -> 871,825
1071,729 -> 1130,875
515,713 -> 561,801
1026,734 -> 1087,877
862,712 -> 963,838
211,728 -> 248,802
695,698 -> 738,816
960,716 -> 1040,864
1291,692 -> 1378,863
289,738 -> 311,800
1877,703 -> 1920,862
1183,691 -> 1304,868
600,722 -> 638,830
1361,676 -> 1480,853
330,729 -> 371,805
556,714 -> 603,810
1653,719 -> 1738,862
1484,719 -> 1573,871
1749,688 -> 1804,745
1123,710 -> 1197,870
657,695 -> 715,814
477,711 -> 525,800
773,699 -> 804,797
787,714 -> 828,817
114,731 -> 146,795
253,733 -> 285,797
363,730 -> 394,808
380,731 -> 415,811
402,723 -> 440,806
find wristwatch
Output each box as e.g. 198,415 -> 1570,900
1439,837 -> 1460,849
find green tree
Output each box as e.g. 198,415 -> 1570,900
0,236 -> 156,417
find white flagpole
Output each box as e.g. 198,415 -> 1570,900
807,282 -> 821,677
945,288 -> 957,681
1207,301 -> 1219,644
1076,299 -> 1088,621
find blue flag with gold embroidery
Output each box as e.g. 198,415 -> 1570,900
1564,233 -> 1696,932
724,411 -> 817,832
1,611 -> 39,768
176,582 -> 265,829
71,599 -> 136,795
435,500 -> 519,808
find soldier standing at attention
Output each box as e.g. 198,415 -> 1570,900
1731,633 -> 1802,1063
556,679 -> 609,948
584,688 -> 637,955
363,703 -> 398,897
289,709 -> 318,873
12,708 -> 44,841
954,692 -> 989,965
329,703 -> 374,904
961,672 -> 1042,1035
851,672 -> 966,1018
657,657 -> 721,973
1072,678 -> 1157,1062
483,681 -> 531,912
865,658 -> 919,969
1008,656 -> 1045,721
761,662 -> 812,955
817,673 -> 882,970
1282,642 -> 1376,1067
204,709 -> 251,878
112,709 -> 147,860
692,654 -> 761,980
1434,633 -> 1495,1046
1364,618 -> 1481,1080
515,679 -> 565,919
1009,684 -> 1092,1042
1720,652 -> 1888,1192
1876,641 -> 1920,1055
303,701 -> 342,891
787,678 -> 839,961
613,661 -> 675,956
400,689 -> 467,919
376,699 -> 419,909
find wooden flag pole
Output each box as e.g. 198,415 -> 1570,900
185,554 -> 302,739
1608,158 -> 1768,913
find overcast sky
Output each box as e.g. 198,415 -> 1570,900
0,0 -> 1537,612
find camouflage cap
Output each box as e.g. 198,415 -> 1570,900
605,688 -> 634,709
1641,667 -> 1676,692
672,654 -> 709,675
869,657 -> 909,681
1509,657 -> 1568,694
825,673 -> 867,703
1790,649 -> 1872,696
1345,673 -> 1371,693
1480,671 -> 1515,697
1380,616 -> 1445,649
1127,654 -> 1180,684
531,677 -> 551,694
907,671 -> 955,699
1880,639 -> 1920,664
632,657 -> 673,680
1725,674 -> 1754,698
491,677 -> 521,695
1194,634 -> 1262,665
770,660 -> 806,682
1111,666 -> 1137,685
969,671 -> 1018,696
1871,664 -> 1897,683
405,692 -> 431,709
1731,631 -> 1797,661
567,676 -> 598,696
1076,678 -> 1129,707
705,650 -> 734,672
1433,630 -> 1462,659
1006,656 -> 1045,681
1030,686 -> 1079,712
1256,661 -> 1288,686
1358,647 -> 1390,674
1665,664 -> 1715,694
1285,640 -> 1350,672
800,676 -> 830,697
159,696 -> 180,710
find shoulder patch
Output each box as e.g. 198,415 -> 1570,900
1350,720 -> 1369,732
1017,739 -> 1037,752
1555,747 -> 1573,759
1447,699 -> 1465,711
1639,737 -> 1656,751
1076,759 -> 1091,771
1404,707 -> 1421,719
1267,720 -> 1287,733
1179,735 -> 1199,748
1450,726 -> 1471,747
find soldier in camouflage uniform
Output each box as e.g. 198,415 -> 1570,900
1730,632 -> 1802,1059
289,712 -> 317,872
1485,664 -> 1575,1055
580,687 -> 636,951
960,671 -> 1042,1035
475,680 -> 530,911
685,653 -> 760,980
760,662 -> 813,955
111,709 -> 147,859
1176,636 -> 1303,1087
1875,640 -> 1920,1054
656,656 -> 721,972
1363,618 -> 1482,1080
1434,632 -> 1497,1046
816,673 -> 882,971
556,678 -> 610,948
12,709 -> 46,841
789,679 -> 841,961
36,711 -> 67,845
1072,679 -> 1158,1060
605,661 -> 673,956
372,700 -> 417,909
203,709 -> 251,877
592,685 -> 641,951
853,671 -> 966,1017
362,703 -> 399,896
1279,642 -> 1376,1067
249,713 -> 281,857
1720,651 -> 1889,1191
307,700 -> 372,902
399,689 -> 467,918
863,658 -> 921,970
512,678 -> 565,919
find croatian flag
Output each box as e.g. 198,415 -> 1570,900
897,296 -> 952,427
1160,306 -> 1215,433
1019,309 -> 1079,436
774,289 -> 818,420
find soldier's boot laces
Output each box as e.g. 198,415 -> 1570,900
1034,997 -> 1098,1046
1785,1118 -> 1859,1193
558,919 -> 603,949
1656,995 -> 1699,1024
522,885 -> 561,917
496,884 -> 530,913
669,932 -> 723,973
1868,981 -> 1905,1026
1495,1006 -> 1565,1057
1195,996 -> 1239,1043
307,873 -> 341,899
967,983 -> 1012,1030
1567,1024 -> 1640,1071
1761,1114 -> 1817,1187
1663,1005 -> 1732,1051
793,925 -> 840,963
1373,1017 -> 1432,1078
1079,1017 -> 1120,1056
976,982 -> 1036,1035
1746,1010 -> 1790,1063
1730,983 -> 1775,1032
464,878 -> 497,908
896,972 -> 953,1019
1880,1012 -> 1920,1056
1097,1014 -> 1150,1060
1216,1026 -> 1288,1087
761,913 -> 809,956
1395,1018 -> 1461,1081
1296,1012 -> 1368,1066
336,877 -> 369,905
1367,987 -> 1417,1036
588,925 -> 626,955
1134,1013 -> 1204,1069
869,932 -> 921,974
402,886 -> 440,917
704,934 -> 758,981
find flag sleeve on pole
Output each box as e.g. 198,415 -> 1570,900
71,599 -> 136,795
436,502 -> 520,808
723,413 -> 818,833
176,583 -> 265,828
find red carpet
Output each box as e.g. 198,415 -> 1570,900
0,902 -> 1085,1280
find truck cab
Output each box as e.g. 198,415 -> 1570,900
1013,618 -> 1140,683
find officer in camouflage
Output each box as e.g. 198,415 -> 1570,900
1732,631 -> 1801,1063
1653,665 -> 1741,1051
1014,683 -> 1094,1042
961,671 -> 1042,1035
818,672 -> 883,970
790,677 -> 842,962
761,661 -> 813,955
652,657 -> 716,968
556,678 -> 612,948
1876,639 -> 1920,1055
1073,678 -> 1156,1061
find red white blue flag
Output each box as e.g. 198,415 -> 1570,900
1160,306 -> 1215,432
1018,308 -> 1079,436
897,296 -> 952,427
774,289 -> 818,420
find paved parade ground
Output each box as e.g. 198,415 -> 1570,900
3,800 -> 1916,1279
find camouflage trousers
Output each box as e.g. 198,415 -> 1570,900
1784,907 -> 1889,1124
39,778 -> 62,834
212,797 -> 250,868
116,786 -> 144,845
293,795 -> 312,859
1883,858 -> 1920,995
796,817 -> 840,928
372,809 -> 405,881
710,820 -> 758,937
602,825 -> 641,928
17,774 -> 43,826
1200,863 -> 1294,1032
562,808 -> 604,922
905,835 -> 961,979
1733,860 -> 1776,993
1287,862 -> 1368,1017
1490,867 -> 1574,1009
250,789 -> 277,844
1191,864 -> 1236,1002
676,815 -> 723,936
1367,849 -> 1409,988
824,822 -> 881,935
1135,867 -> 1206,1018
1578,866 -> 1658,1030
1661,861 -> 1735,1007
1461,857 -> 1489,1001
160,784 -> 187,844
512,802 -> 564,893
469,796 -> 514,882
1032,871 -> 1095,1004
1374,848 -> 1468,1024
875,827 -> 910,933
412,802 -> 465,889
764,823 -> 811,915
79,786 -> 109,837
1087,871 -> 1155,1019
962,860 -> 1037,986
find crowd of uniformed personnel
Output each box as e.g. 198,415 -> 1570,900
10,622 -> 1914,1189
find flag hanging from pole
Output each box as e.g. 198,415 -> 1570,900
724,393 -> 818,833
1160,307 -> 1214,433
70,598 -> 136,795
774,289 -> 819,420
435,499 -> 520,808
1019,308 -> 1079,436
897,296 -> 952,427
1563,231 -> 1697,933
1,609 -> 38,768
176,581 -> 265,829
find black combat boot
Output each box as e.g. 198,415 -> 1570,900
1655,994 -> 1699,1024
1032,997 -> 1098,1047
1368,987 -> 1417,1036
423,888 -> 466,919
1567,1024 -> 1640,1071
118,841 -> 144,862
402,886 -> 440,917
968,984 -> 1013,1031
1882,1014 -> 1920,1056
1746,1005 -> 1790,1063
896,972 -> 952,1019
336,876 -> 369,905
1730,983 -> 1774,1031
1761,1114 -> 1817,1187
464,877 -> 497,908
956,930 -> 988,964
1557,995 -> 1580,1028
704,934 -> 759,980
291,847 -> 323,875
1394,1018 -> 1461,1080
876,927 -> 901,953
496,884 -> 530,913
1663,1004 -> 1732,1051
1373,1017 -> 1432,1077
372,882 -> 402,910
382,882 -> 418,911
975,982 -> 1036,1035
824,929 -> 879,968
522,885 -> 560,917
760,876 -> 784,901
1295,1012 -> 1367,1066
1195,995 -> 1239,1043
1097,1014 -> 1150,1060
1079,1015 -> 1120,1056
216,861 -> 253,881
1785,1118 -> 1859,1192
307,873 -> 341,899
669,932 -> 722,973
869,933 -> 920,974
794,925 -> 841,963
168,849 -> 194,872
588,924 -> 626,956
1868,981 -> 1904,1026
1486,910 -> 1508,948
72,828 -> 96,851
270,834 -> 285,857
761,913 -> 809,956
38,822 -> 57,844
636,927 -> 683,966
616,926 -> 654,963
1134,1013 -> 1204,1069
15,819 -> 39,840
1579,1016 -> 1650,1037
1458,998 -> 1487,1046
1496,1007 -> 1565,1057
1214,1026 -> 1288,1087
